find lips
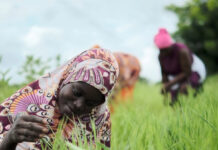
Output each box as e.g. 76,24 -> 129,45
64,105 -> 82,117
61,105 -> 73,117
68,103 -> 83,116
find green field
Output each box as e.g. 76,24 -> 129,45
112,75 -> 218,150
0,75 -> 218,150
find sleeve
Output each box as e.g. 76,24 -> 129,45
158,55 -> 168,83
0,87 -> 23,144
98,111 -> 111,148
0,98 -> 13,144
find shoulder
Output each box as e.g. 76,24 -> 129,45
178,47 -> 192,64
179,48 -> 190,59
173,42 -> 187,49
174,43 -> 190,55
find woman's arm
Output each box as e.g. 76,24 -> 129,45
0,131 -> 17,150
164,49 -> 192,90
159,55 -> 170,94
159,55 -> 169,83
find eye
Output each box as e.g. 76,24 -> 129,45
86,101 -> 96,107
72,88 -> 82,97
86,100 -> 100,107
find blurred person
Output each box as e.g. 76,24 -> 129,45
113,52 -> 141,101
92,44 -> 101,49
0,48 -> 119,149
154,28 -> 206,105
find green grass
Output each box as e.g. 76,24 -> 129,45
1,75 -> 218,150
111,75 -> 218,150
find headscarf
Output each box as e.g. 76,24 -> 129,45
92,45 -> 101,49
113,52 -> 140,88
0,48 -> 119,149
154,28 -> 173,49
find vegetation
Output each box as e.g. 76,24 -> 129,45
167,0 -> 218,74
18,54 -> 62,84
1,73 -> 218,149
111,75 -> 218,150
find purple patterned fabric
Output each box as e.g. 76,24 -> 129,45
0,48 -> 119,149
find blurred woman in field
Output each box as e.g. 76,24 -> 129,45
154,28 -> 206,105
0,48 -> 119,149
112,52 -> 141,101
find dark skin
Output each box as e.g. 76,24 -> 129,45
0,81 -> 104,150
0,116 -> 49,150
159,46 -> 192,94
58,81 -> 105,117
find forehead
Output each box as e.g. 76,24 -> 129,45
71,82 -> 104,99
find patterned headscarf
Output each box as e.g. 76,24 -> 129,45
0,48 -> 119,149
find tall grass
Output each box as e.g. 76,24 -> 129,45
0,75 -> 218,150
111,75 -> 218,150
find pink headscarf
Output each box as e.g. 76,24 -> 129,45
154,28 -> 173,49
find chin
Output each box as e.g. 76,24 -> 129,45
74,111 -> 90,116
59,110 -> 72,118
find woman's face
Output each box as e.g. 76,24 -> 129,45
160,46 -> 173,57
58,82 -> 105,117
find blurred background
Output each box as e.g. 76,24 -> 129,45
0,0 -> 189,84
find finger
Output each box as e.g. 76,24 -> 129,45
18,122 -> 49,134
22,115 -> 48,125
17,128 -> 45,139
17,135 -> 38,143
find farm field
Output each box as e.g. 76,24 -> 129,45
0,75 -> 218,150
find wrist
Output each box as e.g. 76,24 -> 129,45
0,131 -> 17,150
164,82 -> 169,87
5,130 -> 18,145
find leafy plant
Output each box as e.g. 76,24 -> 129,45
18,55 -> 51,83
167,0 -> 218,74
0,55 -> 11,86
18,54 -> 62,84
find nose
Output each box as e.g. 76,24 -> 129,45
72,98 -> 85,110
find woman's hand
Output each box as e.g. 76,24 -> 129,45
161,82 -> 171,94
179,82 -> 188,94
7,115 -> 49,144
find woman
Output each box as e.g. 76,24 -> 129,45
154,28 -> 206,104
0,48 -> 119,149
113,52 -> 140,100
